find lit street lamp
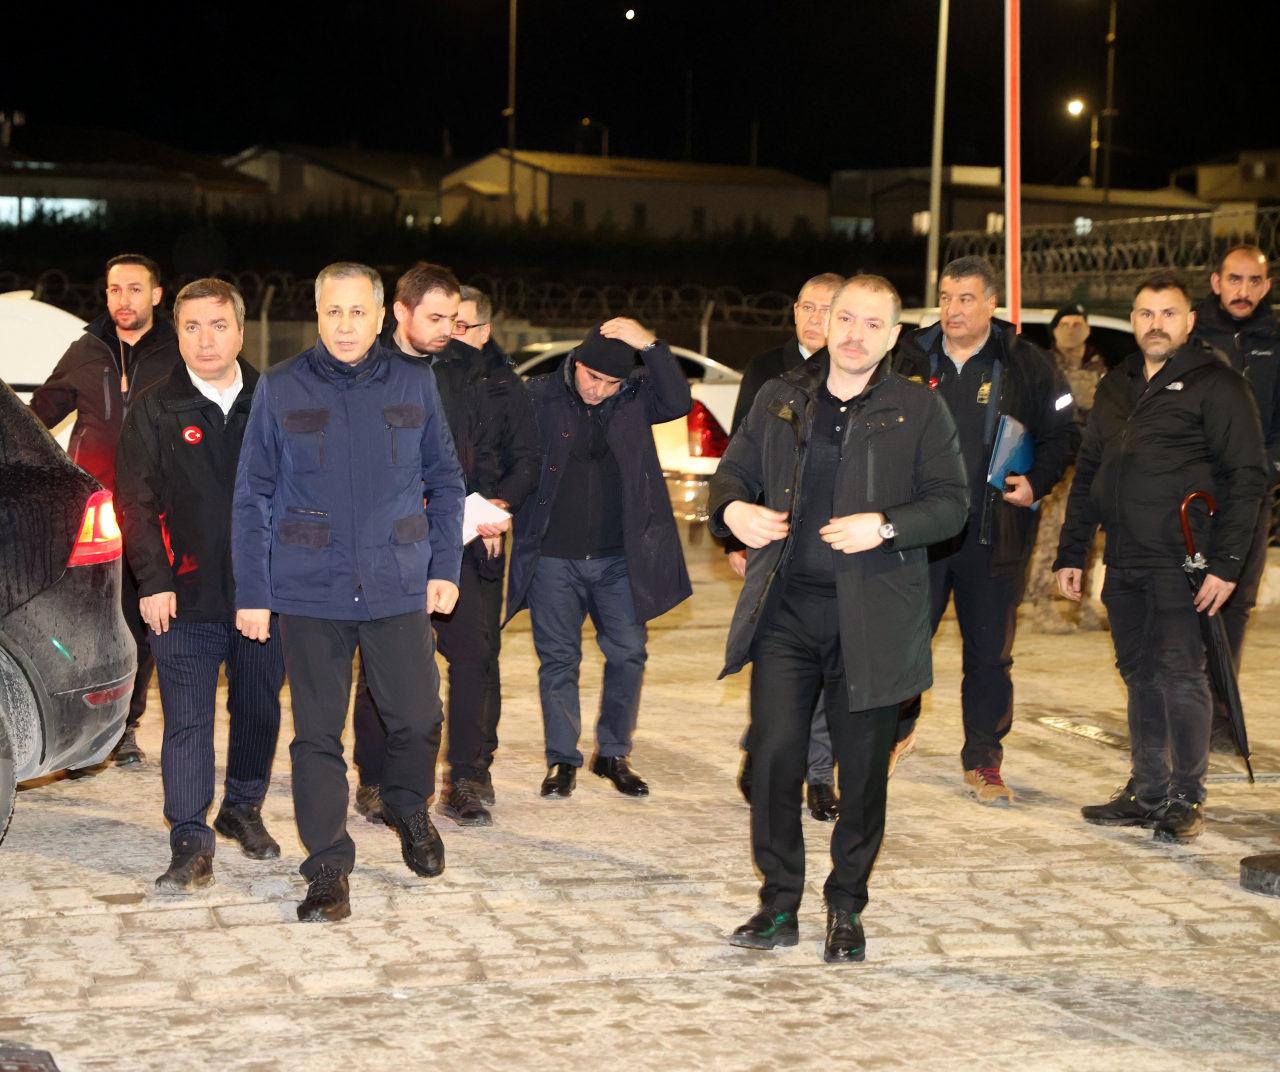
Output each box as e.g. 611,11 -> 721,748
1065,97 -> 1099,187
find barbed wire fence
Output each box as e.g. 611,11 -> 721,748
944,205 -> 1280,308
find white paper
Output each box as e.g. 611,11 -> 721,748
462,493 -> 511,545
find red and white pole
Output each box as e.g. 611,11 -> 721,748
1004,0 -> 1022,332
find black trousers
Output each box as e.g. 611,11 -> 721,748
149,621 -> 283,855
120,561 -> 155,729
353,553 -> 504,785
748,586 -> 899,915
1102,567 -> 1211,807
280,611 -> 443,879
899,522 -> 1025,770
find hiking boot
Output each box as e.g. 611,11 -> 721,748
354,784 -> 390,826
112,728 -> 145,767
297,865 -> 350,923
1081,781 -> 1160,827
437,779 -> 493,827
1153,795 -> 1204,843
154,851 -> 213,895
213,801 -> 281,859
385,804 -> 445,877
964,766 -> 1014,805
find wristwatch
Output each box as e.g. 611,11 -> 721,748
640,339 -> 660,352
878,518 -> 897,542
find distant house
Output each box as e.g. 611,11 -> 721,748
832,166 -> 1211,241
226,144 -> 455,225
1170,150 -> 1280,237
439,150 -> 829,237
0,126 -> 265,224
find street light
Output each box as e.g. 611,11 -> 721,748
1065,97 -> 1099,187
581,117 -> 610,158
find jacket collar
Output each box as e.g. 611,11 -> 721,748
307,340 -> 390,386
158,357 -> 260,412
1123,337 -> 1224,390
85,313 -> 177,354
781,346 -> 893,401
439,337 -> 488,380
1194,293 -> 1279,337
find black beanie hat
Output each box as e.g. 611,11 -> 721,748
574,325 -> 637,380
1050,303 -> 1088,330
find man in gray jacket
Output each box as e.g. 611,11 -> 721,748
710,275 -> 967,963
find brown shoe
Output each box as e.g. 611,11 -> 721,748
964,766 -> 1014,805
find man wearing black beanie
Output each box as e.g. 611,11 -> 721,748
505,318 -> 693,798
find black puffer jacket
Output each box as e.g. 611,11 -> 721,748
29,314 -> 181,492
894,318 -> 1079,571
116,358 -> 259,622
1192,296 -> 1280,475
709,353 -> 969,710
1054,341 -> 1269,582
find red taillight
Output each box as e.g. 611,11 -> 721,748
67,490 -> 123,567
83,678 -> 134,707
687,400 -> 729,458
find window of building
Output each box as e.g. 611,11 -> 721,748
632,202 -> 647,231
0,196 -> 105,225
571,200 -> 586,227
985,212 -> 1005,235
691,206 -> 706,235
911,210 -> 931,236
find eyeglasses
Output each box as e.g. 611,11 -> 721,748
453,320 -> 489,335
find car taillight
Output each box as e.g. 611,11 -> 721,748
687,400 -> 729,458
67,490 -> 123,567
83,679 -> 134,707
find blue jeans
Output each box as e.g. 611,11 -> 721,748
527,556 -> 647,767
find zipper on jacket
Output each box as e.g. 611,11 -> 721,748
287,506 -> 330,518
102,366 -> 113,421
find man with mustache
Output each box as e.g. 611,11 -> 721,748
1191,245 -> 1279,750
1055,271 -> 1268,843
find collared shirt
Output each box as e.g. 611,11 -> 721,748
187,364 -> 243,415
798,342 -> 814,360
942,327 -> 992,372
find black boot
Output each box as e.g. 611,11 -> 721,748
728,906 -> 799,950
824,907 -> 867,963
438,779 -> 493,827
154,851 -> 213,895
297,865 -> 350,922
112,727 -> 145,767
386,805 -> 446,877
355,784 -> 391,826
213,802 -> 281,859
1081,781 -> 1161,827
1153,795 -> 1204,843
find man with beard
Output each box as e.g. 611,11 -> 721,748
1192,245 -> 1279,749
712,275 -> 967,962
30,253 -> 181,766
1057,271 -> 1268,843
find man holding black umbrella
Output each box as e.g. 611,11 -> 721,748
1054,271 -> 1268,842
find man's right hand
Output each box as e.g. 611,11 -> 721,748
140,592 -> 177,635
723,501 -> 790,549
236,609 -> 272,642
727,549 -> 748,578
1056,568 -> 1083,602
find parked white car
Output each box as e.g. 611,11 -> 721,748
512,341 -> 741,523
0,291 -> 84,447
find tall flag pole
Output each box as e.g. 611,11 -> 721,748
1004,0 -> 1022,332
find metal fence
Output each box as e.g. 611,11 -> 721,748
943,205 -> 1280,309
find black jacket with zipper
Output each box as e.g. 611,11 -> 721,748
1053,340 -> 1269,583
1192,296 -> 1280,476
116,358 -> 259,622
709,352 -> 969,710
893,318 -> 1079,571
29,313 -> 181,492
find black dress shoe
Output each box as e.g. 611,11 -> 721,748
590,755 -> 649,797
154,851 -> 214,895
297,865 -> 351,922
385,805 -> 445,877
540,763 -> 577,798
437,779 -> 493,827
824,907 -> 866,963
738,753 -> 752,804
807,782 -> 839,822
213,801 -> 281,859
112,728 -> 145,767
1081,781 -> 1160,827
355,784 -> 391,826
728,906 -> 799,949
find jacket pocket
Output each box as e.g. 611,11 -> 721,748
384,404 -> 426,467
272,518 -> 333,601
283,408 -> 330,473
390,512 -> 431,595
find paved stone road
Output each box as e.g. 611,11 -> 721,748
2,532 -> 1278,1071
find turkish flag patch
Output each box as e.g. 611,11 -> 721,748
182,425 -> 203,444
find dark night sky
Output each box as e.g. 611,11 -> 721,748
5,1 -> 1277,188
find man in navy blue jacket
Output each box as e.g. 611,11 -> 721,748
233,262 -> 465,922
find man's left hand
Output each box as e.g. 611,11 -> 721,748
1002,474 -> 1035,507
427,580 -> 460,615
600,317 -> 657,351
1195,574 -> 1237,617
820,512 -> 885,554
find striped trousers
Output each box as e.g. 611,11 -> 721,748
149,621 -> 284,855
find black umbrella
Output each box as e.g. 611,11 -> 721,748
1180,491 -> 1255,784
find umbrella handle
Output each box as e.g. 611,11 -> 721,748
1179,491 -> 1217,556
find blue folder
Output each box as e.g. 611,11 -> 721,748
986,414 -> 1034,491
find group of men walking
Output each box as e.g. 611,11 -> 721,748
29,242 -> 1274,960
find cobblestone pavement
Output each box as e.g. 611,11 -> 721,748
2,531 -> 1278,1071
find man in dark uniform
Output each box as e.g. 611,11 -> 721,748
729,272 -> 844,820
30,253 -> 182,766
1191,245 -> 1279,750
894,257 -> 1078,804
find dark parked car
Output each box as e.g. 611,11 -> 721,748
0,379 -> 135,845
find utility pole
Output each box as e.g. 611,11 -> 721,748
505,0 -> 518,222
924,0 -> 950,308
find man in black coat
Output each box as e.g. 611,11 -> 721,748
711,275 -> 967,963
506,319 -> 692,799
894,256 -> 1078,804
729,272 -> 844,821
1056,271 -> 1268,843
352,270 -> 539,829
116,279 -> 283,892
30,253 -> 182,767
1191,245 -> 1278,748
